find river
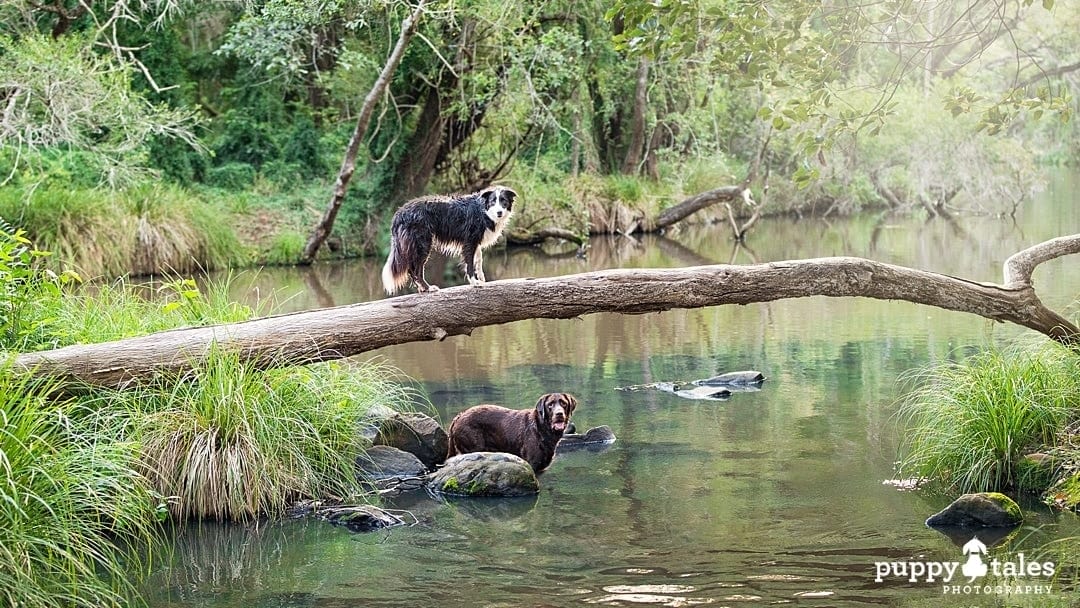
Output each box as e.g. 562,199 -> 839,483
143,171 -> 1080,607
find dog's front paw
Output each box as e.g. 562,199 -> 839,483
468,276 -> 485,287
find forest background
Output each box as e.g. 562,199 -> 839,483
2,0 -> 1078,278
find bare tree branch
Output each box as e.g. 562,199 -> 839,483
301,1 -> 428,264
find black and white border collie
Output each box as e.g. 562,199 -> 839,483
381,186 -> 516,294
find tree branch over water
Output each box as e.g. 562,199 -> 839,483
15,235 -> 1080,389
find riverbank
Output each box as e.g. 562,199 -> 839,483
0,156 -> 1012,280
0,229 -> 417,607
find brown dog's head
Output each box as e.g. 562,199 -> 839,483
535,393 -> 576,434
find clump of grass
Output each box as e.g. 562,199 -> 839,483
35,275 -> 260,351
897,344 -> 1080,493
0,183 -> 249,278
0,368 -> 160,608
101,353 -> 416,520
122,185 -> 249,274
602,174 -> 647,203
676,153 -> 743,198
262,229 -> 307,265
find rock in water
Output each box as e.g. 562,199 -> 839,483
322,505 -> 405,532
356,445 -> 429,479
428,452 -> 540,497
693,371 -> 766,386
367,412 -> 449,469
557,425 -> 617,453
925,492 -> 1023,528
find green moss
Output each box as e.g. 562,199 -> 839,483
981,492 -> 1023,522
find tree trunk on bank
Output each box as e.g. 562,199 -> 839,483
300,1 -> 427,264
15,236 -> 1080,390
621,58 -> 650,175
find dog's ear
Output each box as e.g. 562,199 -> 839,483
535,394 -> 550,424
480,188 -> 497,205
562,393 -> 577,417
503,188 -> 517,207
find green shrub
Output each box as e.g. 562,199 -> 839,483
206,162 -> 257,190
263,230 -> 307,265
149,134 -> 209,184
282,113 -> 325,178
898,344 -> 1080,492
260,159 -> 307,187
97,354 -> 415,520
213,111 -> 280,170
0,368 -> 160,608
0,224 -> 80,351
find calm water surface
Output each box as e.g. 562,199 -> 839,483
145,172 -> 1080,607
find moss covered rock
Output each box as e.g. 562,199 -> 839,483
428,452 -> 540,497
925,492 -> 1023,528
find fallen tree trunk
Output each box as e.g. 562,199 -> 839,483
506,227 -> 586,247
15,236 -> 1080,389
647,185 -> 749,232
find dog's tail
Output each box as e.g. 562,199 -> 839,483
381,236 -> 410,295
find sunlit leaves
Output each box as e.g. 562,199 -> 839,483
217,0 -> 379,77
606,0 -> 1072,171
0,34 -> 201,187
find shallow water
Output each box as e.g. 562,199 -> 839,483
146,172 -> 1080,607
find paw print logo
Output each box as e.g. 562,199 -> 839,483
960,537 -> 988,582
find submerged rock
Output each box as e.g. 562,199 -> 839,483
660,383 -> 732,400
357,445 -> 429,479
557,425 -> 617,453
693,371 -> 766,386
368,412 -> 449,469
925,492 -> 1023,528
614,371 -> 765,400
321,505 -> 406,532
429,452 -> 540,497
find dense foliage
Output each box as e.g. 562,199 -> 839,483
0,0 -> 1077,270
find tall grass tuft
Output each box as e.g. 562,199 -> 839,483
0,183 -> 248,277
98,354 -> 416,520
0,367 -> 160,608
898,344 -> 1080,492
48,276 -> 260,349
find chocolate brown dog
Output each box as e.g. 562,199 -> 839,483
446,393 -> 577,473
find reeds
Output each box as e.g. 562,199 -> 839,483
898,344 -> 1080,492
90,353 -> 416,521
0,183 -> 248,278
0,369 -> 159,608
